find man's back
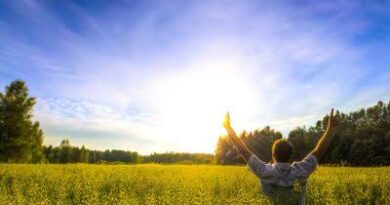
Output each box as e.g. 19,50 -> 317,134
223,109 -> 337,204
247,154 -> 318,204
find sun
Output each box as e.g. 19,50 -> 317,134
148,64 -> 259,153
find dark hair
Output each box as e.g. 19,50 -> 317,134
272,139 -> 294,163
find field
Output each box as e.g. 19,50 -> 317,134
0,164 -> 389,205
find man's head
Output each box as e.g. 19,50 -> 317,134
272,139 -> 294,163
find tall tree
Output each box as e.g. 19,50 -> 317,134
0,80 -> 44,162
288,100 -> 390,166
216,100 -> 390,166
215,135 -> 244,165
59,139 -> 72,163
80,145 -> 89,163
215,126 -> 282,164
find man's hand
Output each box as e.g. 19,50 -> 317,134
222,111 -> 252,161
327,108 -> 338,130
223,112 -> 231,130
311,108 -> 338,160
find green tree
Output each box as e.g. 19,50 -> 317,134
0,80 -> 44,163
288,127 -> 308,161
245,126 -> 282,163
59,139 -> 72,163
215,100 -> 390,166
215,135 -> 244,165
44,145 -> 55,163
80,145 -> 89,163
215,126 -> 282,164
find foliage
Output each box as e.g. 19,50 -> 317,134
0,80 -> 44,163
0,164 -> 388,204
289,100 -> 390,166
216,100 -> 390,166
215,126 -> 282,165
142,152 -> 214,164
44,139 -> 214,164
43,140 -> 139,164
1,80 -> 389,166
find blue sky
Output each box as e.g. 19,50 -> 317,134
0,0 -> 389,154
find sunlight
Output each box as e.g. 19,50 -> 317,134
149,63 -> 259,152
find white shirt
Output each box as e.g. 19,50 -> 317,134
247,154 -> 318,204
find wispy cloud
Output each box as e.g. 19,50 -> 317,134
0,0 -> 389,153
35,98 -> 160,153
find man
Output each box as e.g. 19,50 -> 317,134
223,109 -> 337,204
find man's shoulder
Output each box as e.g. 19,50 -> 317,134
289,154 -> 319,178
247,154 -> 277,177
291,154 -> 318,166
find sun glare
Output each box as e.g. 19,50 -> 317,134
149,64 -> 259,152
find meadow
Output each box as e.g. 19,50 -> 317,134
0,164 -> 389,205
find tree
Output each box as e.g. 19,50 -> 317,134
59,139 -> 72,163
243,126 -> 282,163
289,100 -> 390,166
44,145 -> 55,163
0,80 -> 44,162
288,127 -> 308,161
215,100 -> 390,166
215,126 -> 282,164
215,135 -> 244,165
80,145 -> 89,163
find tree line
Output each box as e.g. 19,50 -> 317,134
1,80 -> 389,166
43,139 -> 213,164
143,152 -> 214,164
44,139 -> 139,164
215,100 -> 390,166
0,80 -> 214,164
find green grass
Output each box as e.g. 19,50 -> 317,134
0,164 -> 389,204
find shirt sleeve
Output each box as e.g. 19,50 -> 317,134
292,154 -> 318,178
247,154 -> 273,178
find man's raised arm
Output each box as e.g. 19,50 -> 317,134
310,109 -> 338,160
223,112 -> 253,162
